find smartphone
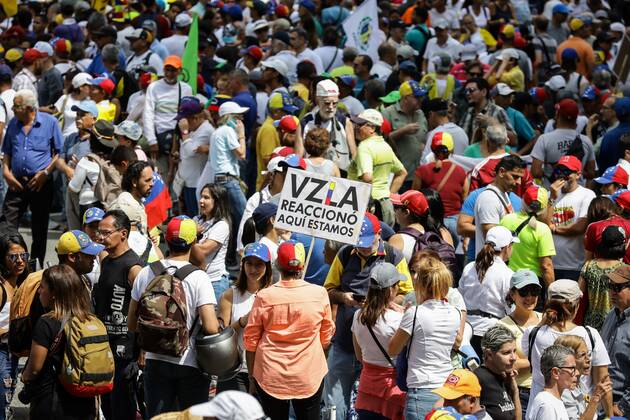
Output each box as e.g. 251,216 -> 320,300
352,293 -> 366,303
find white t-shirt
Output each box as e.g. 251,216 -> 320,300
474,185 -> 512,257
179,120 -> 213,188
68,157 -> 100,205
459,257 -> 512,336
161,34 -> 188,58
351,308 -> 403,367
128,230 -> 159,263
526,390 -> 569,420
195,218 -> 229,282
551,186 -> 595,270
522,324 -> 610,412
259,236 -> 279,282
423,37 -> 463,73
296,48 -> 324,75
314,46 -> 344,72
0,89 -> 15,129
399,299 -> 460,389
429,8 -> 461,30
131,259 -> 217,368
55,94 -> 81,137
126,50 -> 164,78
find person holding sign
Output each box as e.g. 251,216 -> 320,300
323,212 -> 413,420
348,109 -> 407,227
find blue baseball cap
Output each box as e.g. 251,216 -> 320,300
595,165 -> 629,185
337,75 -> 356,88
561,48 -> 579,62
71,100 -> 99,118
243,242 -> 272,262
511,269 -> 541,289
83,207 -> 105,225
399,60 -> 418,73
278,154 -> 307,170
177,96 -> 204,119
356,212 -> 381,248
56,230 -> 105,256
299,0 -> 316,13
252,202 -> 278,232
581,85 -> 599,101
614,97 -> 630,119
553,3 -> 570,14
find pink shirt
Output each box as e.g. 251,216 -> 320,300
243,279 -> 335,399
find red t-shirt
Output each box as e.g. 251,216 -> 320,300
584,215 -> 630,264
415,161 -> 467,216
469,154 -> 534,197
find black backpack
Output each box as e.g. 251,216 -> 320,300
566,134 -> 585,161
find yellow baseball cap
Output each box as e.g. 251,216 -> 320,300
570,18 -> 585,31
432,369 -> 482,400
5,48 -> 22,63
56,230 -> 105,256
501,24 -> 515,38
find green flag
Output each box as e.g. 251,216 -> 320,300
181,14 -> 198,94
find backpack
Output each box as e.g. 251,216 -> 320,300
566,134 -> 585,161
55,316 -> 115,397
9,271 -> 46,357
86,153 -> 122,209
400,228 -> 458,274
137,262 -> 201,357
527,325 -> 595,366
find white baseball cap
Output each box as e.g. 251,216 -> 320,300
351,108 -> 384,127
316,79 -> 339,98
72,72 -> 93,89
496,82 -> 515,96
189,391 -> 266,420
261,155 -> 284,175
485,226 -> 520,251
498,48 -> 519,61
34,41 -> 54,57
174,13 -> 192,28
218,101 -> 250,117
261,57 -> 289,78
611,22 -> 626,33
545,74 -> 567,91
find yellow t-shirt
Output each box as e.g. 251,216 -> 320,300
255,117 -> 280,191
96,100 -> 116,122
497,312 -> 541,388
349,135 -> 405,200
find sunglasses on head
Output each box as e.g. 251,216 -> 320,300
608,281 -> 630,293
517,286 -> 541,297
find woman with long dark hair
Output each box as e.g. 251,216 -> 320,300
351,262 -> 406,420
522,280 -> 613,416
21,265 -> 97,419
192,183 -> 232,300
0,232 -> 28,419
217,242 -> 272,393
459,226 -> 517,354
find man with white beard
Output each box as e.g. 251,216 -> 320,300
301,79 -> 357,175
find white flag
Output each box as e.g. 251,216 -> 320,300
342,0 -> 383,59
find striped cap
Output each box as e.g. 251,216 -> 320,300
166,216 -> 197,247
431,131 -> 454,153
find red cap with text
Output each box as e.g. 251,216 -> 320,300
556,155 -> 582,172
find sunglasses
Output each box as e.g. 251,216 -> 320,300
517,286 -> 541,297
7,252 -> 29,264
608,281 -> 630,293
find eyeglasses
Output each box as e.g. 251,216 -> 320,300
517,287 -> 541,297
95,228 -> 121,239
608,281 -> 630,293
7,252 -> 29,263
468,72 -> 482,78
11,104 -> 26,111
557,366 -> 578,376
465,87 -> 478,94
322,101 -> 338,107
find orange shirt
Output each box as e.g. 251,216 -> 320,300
556,37 -> 595,77
243,279 -> 335,399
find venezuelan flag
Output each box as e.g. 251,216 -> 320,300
143,173 -> 172,230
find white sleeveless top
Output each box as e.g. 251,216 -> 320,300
231,286 -> 255,372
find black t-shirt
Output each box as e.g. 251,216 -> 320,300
30,315 -> 96,419
93,249 -> 140,359
474,365 -> 517,420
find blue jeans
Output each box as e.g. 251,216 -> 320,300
212,273 -> 230,301
143,359 -> 210,418
215,177 -> 246,262
323,344 -> 362,420
443,214 -> 460,251
182,187 -> 198,217
405,388 -> 440,420
0,346 -> 17,420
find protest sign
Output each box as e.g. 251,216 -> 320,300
275,168 -> 371,245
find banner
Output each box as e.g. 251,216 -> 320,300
342,0 -> 383,59
275,169 -> 371,245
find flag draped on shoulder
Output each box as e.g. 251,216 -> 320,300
342,0 -> 383,60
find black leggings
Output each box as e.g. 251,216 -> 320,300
256,380 -> 324,420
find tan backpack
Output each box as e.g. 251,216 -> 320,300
55,315 -> 115,397
9,271 -> 45,357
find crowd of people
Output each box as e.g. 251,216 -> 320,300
0,0 -> 628,419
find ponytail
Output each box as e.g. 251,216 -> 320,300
542,298 -> 578,327
475,242 -> 497,283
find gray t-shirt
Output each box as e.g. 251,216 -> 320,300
530,128 -> 595,184
474,185 -> 512,257
421,122 -> 470,162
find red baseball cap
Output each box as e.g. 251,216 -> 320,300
402,190 -> 429,216
390,193 -> 403,206
556,155 -> 582,172
54,39 -> 72,55
242,45 -> 263,61
276,241 -> 305,271
381,117 -> 392,137
273,115 -> 299,133
270,146 -> 294,158
556,98 -> 579,121
615,191 -> 630,211
23,48 -> 45,65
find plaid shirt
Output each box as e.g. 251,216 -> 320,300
459,100 -> 514,141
